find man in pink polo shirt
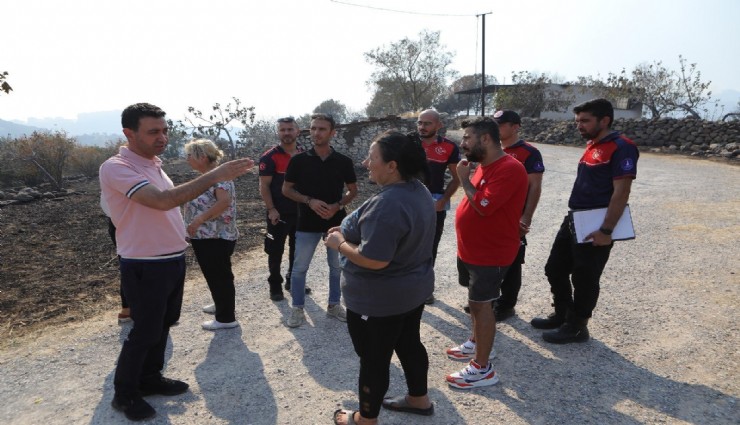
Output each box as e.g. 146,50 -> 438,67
100,103 -> 253,421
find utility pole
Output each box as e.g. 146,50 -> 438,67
478,12 -> 492,116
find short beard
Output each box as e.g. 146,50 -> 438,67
464,145 -> 485,162
419,130 -> 437,139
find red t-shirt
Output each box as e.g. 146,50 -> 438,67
455,155 -> 528,266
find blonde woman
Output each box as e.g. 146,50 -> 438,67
183,139 -> 239,330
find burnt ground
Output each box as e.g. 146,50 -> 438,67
0,160 -> 376,344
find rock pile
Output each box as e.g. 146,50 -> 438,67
520,117 -> 740,160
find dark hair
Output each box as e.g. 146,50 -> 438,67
372,130 -> 427,181
310,113 -> 336,130
573,98 -> 614,128
460,116 -> 500,143
121,103 -> 166,131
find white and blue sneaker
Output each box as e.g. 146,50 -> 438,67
446,340 -> 496,361
446,359 -> 499,389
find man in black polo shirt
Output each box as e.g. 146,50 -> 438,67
282,113 -> 358,328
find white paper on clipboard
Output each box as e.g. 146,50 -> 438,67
570,205 -> 635,243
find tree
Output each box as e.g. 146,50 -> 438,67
364,30 -> 457,116
240,119 -> 279,152
68,142 -> 121,176
313,99 -> 348,123
0,71 -> 11,95
365,78 -> 409,117
674,55 -> 717,119
295,114 -> 312,130
435,74 -> 498,115
163,119 -> 189,160
579,55 -> 716,119
2,131 -> 77,189
494,71 -> 574,118
179,97 -> 255,159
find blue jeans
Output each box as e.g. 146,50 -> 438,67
291,231 -> 341,307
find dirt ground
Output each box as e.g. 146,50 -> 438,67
0,160 -> 374,344
0,144 -> 738,425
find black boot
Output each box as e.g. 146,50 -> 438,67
530,304 -> 566,329
542,311 -> 589,344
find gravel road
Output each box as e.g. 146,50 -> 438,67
1,143 -> 738,425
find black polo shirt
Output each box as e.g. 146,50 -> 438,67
284,147 -> 357,232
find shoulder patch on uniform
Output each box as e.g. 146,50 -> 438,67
620,158 -> 635,171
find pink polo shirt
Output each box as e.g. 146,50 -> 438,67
99,146 -> 188,258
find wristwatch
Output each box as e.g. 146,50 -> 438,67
599,226 -> 613,236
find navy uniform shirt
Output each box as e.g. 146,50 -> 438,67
504,140 -> 545,174
259,145 -> 300,216
421,136 -> 460,194
569,131 -> 639,210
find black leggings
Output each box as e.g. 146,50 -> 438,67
346,304 -> 429,419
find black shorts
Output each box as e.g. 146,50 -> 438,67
457,257 -> 508,302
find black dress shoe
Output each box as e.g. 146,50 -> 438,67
139,377 -> 189,396
494,307 -> 515,321
270,292 -> 285,301
112,394 -> 156,421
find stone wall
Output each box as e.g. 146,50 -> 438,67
519,118 -> 740,160
241,116 -> 740,162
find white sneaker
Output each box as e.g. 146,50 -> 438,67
201,320 -> 239,331
326,304 -> 347,322
202,304 -> 216,314
287,307 -> 305,328
446,360 -> 499,389
446,340 -> 496,361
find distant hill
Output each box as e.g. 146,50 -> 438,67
75,133 -> 124,146
0,119 -> 48,138
25,110 -> 121,135
1,110 -> 123,145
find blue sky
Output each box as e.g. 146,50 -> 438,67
2,0 -> 738,122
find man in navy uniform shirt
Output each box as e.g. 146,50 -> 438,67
415,109 -> 461,304
494,110 -> 545,321
531,99 -> 638,344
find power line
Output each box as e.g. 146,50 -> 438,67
330,0 -> 475,17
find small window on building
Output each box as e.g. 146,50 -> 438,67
614,97 -> 630,110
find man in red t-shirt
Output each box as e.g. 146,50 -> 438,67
445,116 -> 528,389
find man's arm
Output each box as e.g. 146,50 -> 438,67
337,182 -> 358,209
282,180 -> 310,204
585,178 -> 632,245
520,172 -> 543,231
315,182 -> 359,220
130,158 -> 253,210
457,160 -> 485,215
259,175 -> 280,224
437,163 -> 461,211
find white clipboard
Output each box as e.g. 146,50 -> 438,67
569,205 -> 635,244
